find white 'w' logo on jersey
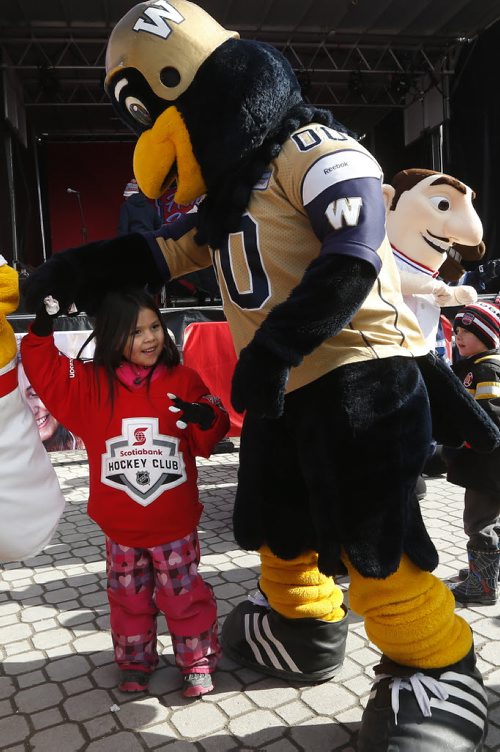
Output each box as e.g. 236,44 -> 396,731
326,197 -> 363,229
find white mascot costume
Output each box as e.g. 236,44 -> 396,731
0,256 -> 65,561
384,169 -> 484,349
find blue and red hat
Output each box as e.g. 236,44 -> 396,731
454,300 -> 500,349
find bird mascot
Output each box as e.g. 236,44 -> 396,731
0,256 -> 65,561
24,2 -> 500,748
384,168 -> 485,350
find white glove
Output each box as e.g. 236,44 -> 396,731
432,280 -> 454,306
454,285 -> 478,305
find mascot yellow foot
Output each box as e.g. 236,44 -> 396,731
0,257 -> 65,562
221,547 -> 347,682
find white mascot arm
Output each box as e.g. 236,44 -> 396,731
0,257 -> 65,562
399,268 -> 477,307
398,270 -> 447,296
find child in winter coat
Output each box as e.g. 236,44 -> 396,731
445,299 -> 500,605
21,289 -> 229,697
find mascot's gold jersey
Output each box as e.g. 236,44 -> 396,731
149,123 -> 428,392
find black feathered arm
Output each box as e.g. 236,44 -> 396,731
416,352 -> 500,453
24,233 -> 166,316
231,254 -> 377,417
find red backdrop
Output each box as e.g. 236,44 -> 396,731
46,142 -> 144,252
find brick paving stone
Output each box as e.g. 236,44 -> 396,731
199,735 -> 238,752
137,722 -> 181,747
64,689 -> 114,721
116,697 -> 171,730
228,709 -> 283,745
0,623 -> 33,642
290,716 -> 352,751
264,739 -> 302,752
170,703 -> 227,739
301,683 -> 357,715
0,614 -> 22,629
32,627 -> 73,650
86,731 -> 145,752
84,714 -> 121,740
0,698 -> 13,718
17,669 -> 46,689
218,694 -> 256,717
155,741 -> 199,752
274,699 -> 314,725
73,631 -> 113,653
15,682 -> 64,713
6,640 -> 34,656
31,707 -> 64,730
0,715 -> 30,747
0,676 -> 16,698
244,681 -> 299,709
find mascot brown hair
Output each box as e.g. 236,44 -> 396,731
24,2 -> 499,748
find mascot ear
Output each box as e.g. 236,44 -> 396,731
382,184 -> 395,215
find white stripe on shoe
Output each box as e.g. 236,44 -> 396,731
243,612 -> 301,674
260,614 -> 301,673
430,697 -> 487,731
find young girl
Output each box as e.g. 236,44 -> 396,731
21,289 -> 229,698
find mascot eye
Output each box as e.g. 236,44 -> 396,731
160,67 -> 181,88
429,196 -> 451,211
124,96 -> 152,127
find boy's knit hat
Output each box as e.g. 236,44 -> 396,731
454,300 -> 500,349
123,178 -> 139,197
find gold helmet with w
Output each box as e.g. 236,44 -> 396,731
104,0 -> 238,104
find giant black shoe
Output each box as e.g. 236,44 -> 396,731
358,646 -> 487,751
221,595 -> 348,682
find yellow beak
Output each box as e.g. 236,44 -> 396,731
133,106 -> 206,205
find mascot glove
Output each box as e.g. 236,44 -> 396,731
453,285 -> 478,305
31,306 -> 56,337
24,251 -> 82,315
24,234 -> 160,316
167,394 -> 215,430
231,339 -> 290,419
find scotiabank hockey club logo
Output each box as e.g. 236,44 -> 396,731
101,418 -> 186,506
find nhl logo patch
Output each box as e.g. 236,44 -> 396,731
462,312 -> 475,326
464,372 -> 474,388
136,471 -> 150,486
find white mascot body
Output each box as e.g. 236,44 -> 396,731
0,256 -> 65,561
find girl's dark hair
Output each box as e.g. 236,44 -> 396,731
78,288 -> 179,407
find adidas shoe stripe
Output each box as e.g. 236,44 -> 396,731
244,612 -> 301,673
430,697 -> 487,731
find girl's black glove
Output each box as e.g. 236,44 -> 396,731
168,393 -> 216,431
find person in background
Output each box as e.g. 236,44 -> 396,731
444,300 -> 500,605
458,258 -> 500,295
118,179 -> 161,235
18,362 -> 85,451
21,288 -> 229,698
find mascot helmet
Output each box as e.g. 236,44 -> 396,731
104,0 -> 238,104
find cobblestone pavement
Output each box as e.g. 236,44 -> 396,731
1,450 -> 500,751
